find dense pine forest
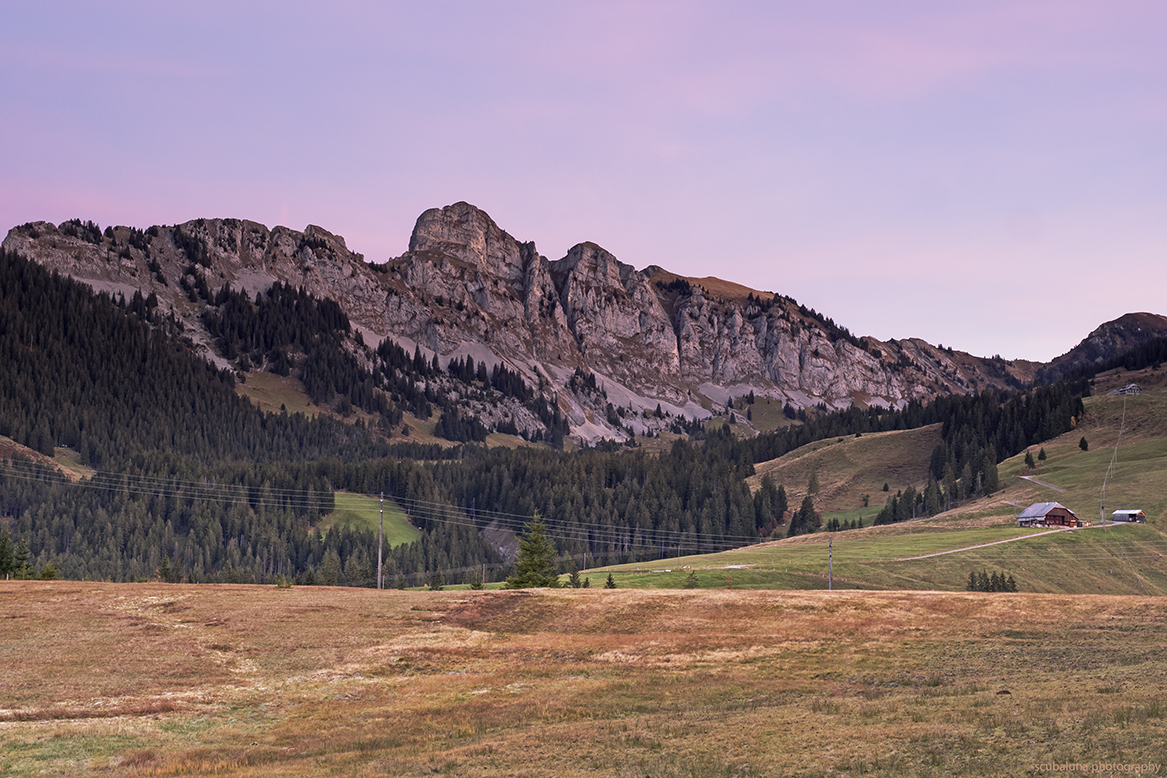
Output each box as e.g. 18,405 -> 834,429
0,246 -> 1095,585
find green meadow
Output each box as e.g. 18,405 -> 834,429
316,491 -> 422,547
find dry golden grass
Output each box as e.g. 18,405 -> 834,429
748,425 -> 943,513
4,581 -> 1166,776
1,436 -> 74,479
233,371 -> 319,417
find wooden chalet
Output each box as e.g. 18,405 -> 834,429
1111,509 -> 1147,523
1108,383 -> 1141,396
1016,502 -> 1081,528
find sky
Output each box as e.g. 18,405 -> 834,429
2,1 -> 1165,362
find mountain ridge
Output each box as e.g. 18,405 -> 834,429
5,203 -> 1163,442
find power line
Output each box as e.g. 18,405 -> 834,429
0,458 -> 758,554
2,460 -> 1159,564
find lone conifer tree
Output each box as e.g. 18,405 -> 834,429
13,538 -> 31,580
0,529 -> 14,578
504,514 -> 560,588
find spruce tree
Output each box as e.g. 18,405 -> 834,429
567,568 -> 583,588
0,529 -> 13,578
683,570 -> 699,589
982,452 -> 999,494
504,515 -> 560,588
158,556 -> 174,583
788,495 -> 818,537
14,539 -> 31,580
605,572 -> 617,589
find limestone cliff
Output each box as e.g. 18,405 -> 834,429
3,205 -> 1039,441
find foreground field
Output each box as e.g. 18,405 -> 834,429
3,582 -> 1165,777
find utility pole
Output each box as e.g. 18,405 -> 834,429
378,491 -> 384,590
828,535 -> 833,591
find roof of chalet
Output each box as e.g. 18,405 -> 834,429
1017,502 -> 1076,519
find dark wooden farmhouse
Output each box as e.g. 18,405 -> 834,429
1016,502 -> 1081,528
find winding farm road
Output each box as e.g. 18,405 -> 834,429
897,528 -> 1073,561
1019,475 -> 1066,493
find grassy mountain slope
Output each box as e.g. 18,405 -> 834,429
746,424 -> 943,516
595,368 -> 1167,594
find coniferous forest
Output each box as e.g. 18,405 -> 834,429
0,246 -> 1093,586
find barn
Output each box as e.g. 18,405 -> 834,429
1111,509 -> 1146,523
1016,502 -> 1081,528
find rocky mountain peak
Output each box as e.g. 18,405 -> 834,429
408,201 -> 531,283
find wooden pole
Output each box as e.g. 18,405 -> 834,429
378,491 -> 384,590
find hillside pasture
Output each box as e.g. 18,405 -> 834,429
594,522 -> 1167,594
972,383 -> 1167,526
233,371 -> 318,417
315,492 -> 421,547
747,424 -> 943,514
2,582 -> 1166,777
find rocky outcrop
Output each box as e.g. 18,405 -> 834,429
4,204 -> 1043,441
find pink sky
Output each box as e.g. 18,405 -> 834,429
2,1 -> 1165,361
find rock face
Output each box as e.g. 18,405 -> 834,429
4,204 -> 1045,440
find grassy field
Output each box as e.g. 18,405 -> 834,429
6,372 -> 1167,775
316,492 -> 422,546
723,396 -> 803,434
3,582 -> 1165,777
52,447 -> 95,480
234,371 -> 319,417
593,368 -> 1162,595
592,523 -> 1167,594
747,425 -> 944,516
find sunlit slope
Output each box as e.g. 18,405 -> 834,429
966,367 -> 1167,526
601,370 -> 1167,593
746,424 -> 943,514
595,523 -> 1167,594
